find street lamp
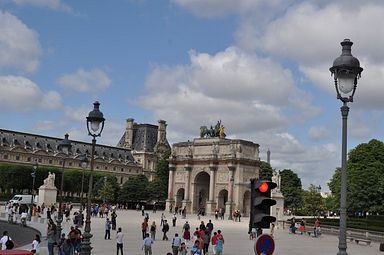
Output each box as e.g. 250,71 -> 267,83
29,161 -> 38,220
330,39 -> 363,255
81,101 -> 105,255
57,133 -> 72,238
80,154 -> 89,215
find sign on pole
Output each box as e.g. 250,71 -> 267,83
254,234 -> 275,255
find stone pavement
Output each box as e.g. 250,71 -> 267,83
1,208 -> 383,255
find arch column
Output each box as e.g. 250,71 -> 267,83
182,165 -> 192,213
206,164 -> 217,215
166,165 -> 176,212
226,164 -> 235,220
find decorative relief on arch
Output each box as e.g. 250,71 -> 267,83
175,171 -> 185,182
217,172 -> 229,183
175,184 -> 184,191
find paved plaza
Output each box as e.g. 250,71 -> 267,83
1,208 -> 383,255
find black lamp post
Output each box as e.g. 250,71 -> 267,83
57,133 -> 72,238
330,39 -> 363,255
81,101 -> 105,255
29,161 -> 38,220
80,154 -> 89,216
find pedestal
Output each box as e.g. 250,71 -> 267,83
38,186 -> 57,206
205,201 -> 216,216
165,199 -> 175,213
225,202 -> 234,220
182,200 -> 192,214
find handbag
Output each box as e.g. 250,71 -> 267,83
31,249 -> 36,254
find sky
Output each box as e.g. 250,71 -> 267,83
1,0 -> 384,191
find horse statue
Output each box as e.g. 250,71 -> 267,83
200,126 -> 209,138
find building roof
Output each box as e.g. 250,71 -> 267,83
0,128 -> 136,163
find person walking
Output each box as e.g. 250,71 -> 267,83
215,236 -> 224,255
116,227 -> 124,255
162,220 -> 170,240
190,240 -> 202,255
203,230 -> 210,255
31,234 -> 41,255
142,219 -> 149,240
211,232 -> 217,255
142,233 -> 153,255
47,220 -> 57,255
0,231 -> 13,250
179,242 -> 187,255
105,218 -> 112,240
172,233 -> 182,255
111,211 -> 117,230
172,213 -> 177,227
150,221 -> 156,241
206,220 -> 213,234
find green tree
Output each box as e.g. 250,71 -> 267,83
328,139 -> 384,214
301,184 -> 324,216
259,161 -> 273,180
148,152 -> 170,201
118,175 -> 149,203
280,169 -> 303,211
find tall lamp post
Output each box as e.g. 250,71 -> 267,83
57,133 -> 72,238
80,154 -> 89,216
330,39 -> 363,255
29,161 -> 38,220
81,101 -> 105,255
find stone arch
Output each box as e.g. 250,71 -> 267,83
243,190 -> 251,216
193,171 -> 210,212
175,188 -> 185,208
217,189 -> 228,211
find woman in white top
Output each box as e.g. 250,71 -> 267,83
31,234 -> 41,254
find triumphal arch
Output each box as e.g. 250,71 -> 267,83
166,126 -> 261,216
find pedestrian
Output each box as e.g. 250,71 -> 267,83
111,211 -> 117,230
203,230 -> 210,255
47,220 -> 57,255
0,231 -> 13,250
31,234 -> 41,255
60,236 -> 75,255
116,227 -> 124,255
141,205 -> 145,216
314,218 -> 321,237
190,240 -> 202,255
215,236 -> 224,255
142,219 -> 149,240
172,233 -> 182,255
214,209 -> 218,220
206,220 -> 213,234
179,242 -> 187,255
299,219 -> 305,235
105,218 -> 112,240
270,223 -> 275,238
142,233 -> 153,255
150,221 -> 156,241
182,229 -> 190,244
172,213 -> 177,227
162,220 -> 169,240
211,232 -> 217,255
160,213 -> 165,226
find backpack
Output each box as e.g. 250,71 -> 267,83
5,236 -> 14,249
216,239 -> 223,252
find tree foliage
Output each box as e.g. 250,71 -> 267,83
118,174 -> 149,203
300,184 -> 324,216
259,161 -> 273,180
280,169 -> 303,210
328,139 -> 384,214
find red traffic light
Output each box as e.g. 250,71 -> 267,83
259,182 -> 268,193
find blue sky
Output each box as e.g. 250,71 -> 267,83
1,0 -> 384,191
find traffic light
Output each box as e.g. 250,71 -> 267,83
250,179 -> 277,230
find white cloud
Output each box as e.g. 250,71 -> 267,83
141,47 -> 319,137
0,75 -> 62,112
11,0 -> 72,12
308,126 -> 332,141
236,2 -> 384,110
0,11 -> 41,72
172,0 -> 293,18
57,68 -> 112,93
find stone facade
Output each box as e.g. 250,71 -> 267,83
166,138 -> 261,216
117,119 -> 171,181
0,129 -> 142,186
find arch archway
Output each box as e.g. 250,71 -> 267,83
193,171 -> 210,212
175,188 -> 185,208
243,190 -> 251,216
217,189 -> 228,211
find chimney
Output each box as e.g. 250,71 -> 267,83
157,120 -> 167,143
125,118 -> 134,150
